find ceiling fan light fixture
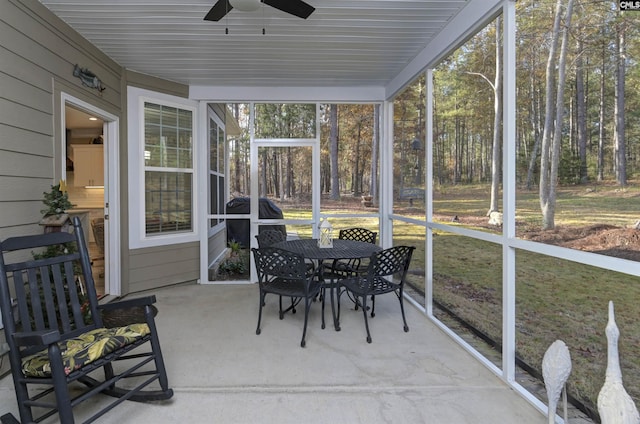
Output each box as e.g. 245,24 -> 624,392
229,0 -> 261,12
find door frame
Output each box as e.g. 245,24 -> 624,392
60,93 -> 121,296
200,102 -> 321,284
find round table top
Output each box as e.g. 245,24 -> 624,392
273,238 -> 381,261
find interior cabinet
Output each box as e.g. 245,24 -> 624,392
71,144 -> 104,187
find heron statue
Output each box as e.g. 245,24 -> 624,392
597,301 -> 639,424
542,339 -> 572,424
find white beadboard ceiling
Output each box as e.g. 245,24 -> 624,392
38,0 -> 475,89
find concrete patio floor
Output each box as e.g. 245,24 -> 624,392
0,283 -> 548,423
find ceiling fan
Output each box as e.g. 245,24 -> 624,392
204,0 -> 315,22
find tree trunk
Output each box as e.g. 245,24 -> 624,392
547,0 -> 574,227
353,122 -> 362,196
598,28 -> 606,182
489,16 -> 502,215
614,12 -> 627,186
575,38 -> 588,183
526,56 -> 542,190
329,104 -> 340,200
370,104 -> 379,203
260,149 -> 268,197
540,0 -> 573,230
286,147 -> 293,198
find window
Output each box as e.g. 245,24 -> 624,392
127,87 -> 198,248
208,107 -> 225,229
144,103 -> 193,235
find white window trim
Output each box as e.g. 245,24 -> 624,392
127,86 -> 200,249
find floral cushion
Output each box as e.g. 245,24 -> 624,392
21,323 -> 150,378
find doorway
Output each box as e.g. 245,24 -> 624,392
61,94 -> 121,296
203,103 -> 321,284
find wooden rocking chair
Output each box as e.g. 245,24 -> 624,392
0,217 -> 173,423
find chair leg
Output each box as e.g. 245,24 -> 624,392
256,292 -> 265,335
146,308 -> 172,394
360,295 -> 373,343
49,345 -> 75,423
328,283 -> 340,332
334,284 -> 342,331
12,377 -> 33,424
320,287 -> 326,329
398,290 -> 409,332
370,295 -> 376,317
300,298 -> 312,348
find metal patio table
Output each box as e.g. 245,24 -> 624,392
273,238 -> 381,331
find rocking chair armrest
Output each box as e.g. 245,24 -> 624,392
98,295 -> 157,312
13,329 -> 61,347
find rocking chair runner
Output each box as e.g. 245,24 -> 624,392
0,217 -> 173,423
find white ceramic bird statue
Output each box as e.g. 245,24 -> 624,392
597,301 -> 640,424
542,339 -> 572,424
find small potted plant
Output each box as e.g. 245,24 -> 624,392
39,181 -> 75,232
32,181 -> 87,326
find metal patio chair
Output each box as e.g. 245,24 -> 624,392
252,247 -> 322,348
336,245 -> 415,343
325,227 -> 378,279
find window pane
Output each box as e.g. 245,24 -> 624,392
392,220 -> 425,304
218,127 -> 225,173
433,232 -> 503,368
513,1 -> 640,263
178,109 -> 191,129
210,119 -> 218,172
393,75 -> 425,212
144,102 -> 193,170
145,103 -> 161,125
210,175 -> 219,226
319,103 -> 378,206
145,171 -> 192,235
144,123 -> 161,167
228,103 -> 250,196
257,146 -> 312,215
429,22 -> 502,232
254,103 -> 316,139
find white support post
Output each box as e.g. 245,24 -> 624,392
379,101 -> 394,249
425,69 -> 434,317
502,0 -> 517,384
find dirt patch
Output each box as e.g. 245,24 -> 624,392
432,212 -> 640,262
519,224 -> 640,261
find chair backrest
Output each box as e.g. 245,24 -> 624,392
339,227 -> 377,245
251,247 -> 308,283
255,229 -> 286,248
369,245 -> 415,281
0,217 -> 102,360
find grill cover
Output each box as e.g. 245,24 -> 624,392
226,197 -> 286,248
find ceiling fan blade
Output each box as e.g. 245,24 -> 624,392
263,0 -> 315,19
204,0 -> 233,21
